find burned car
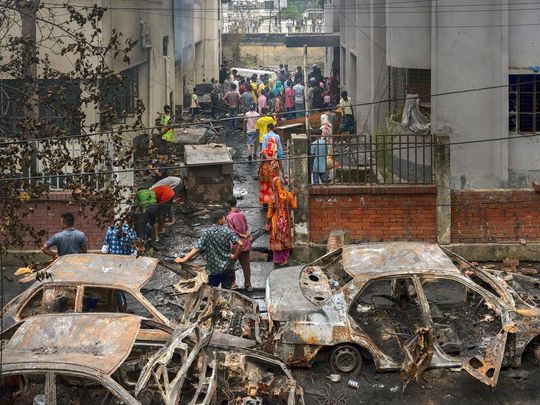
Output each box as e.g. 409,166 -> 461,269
266,242 -> 540,387
0,313 -> 303,404
1,254 -> 265,345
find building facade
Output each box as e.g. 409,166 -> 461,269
325,0 -> 540,189
174,0 -> 221,109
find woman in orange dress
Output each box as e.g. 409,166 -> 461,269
267,177 -> 297,266
258,135 -> 285,206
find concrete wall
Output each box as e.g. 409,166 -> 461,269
326,0 -> 540,189
222,43 -> 325,69
174,0 -> 220,107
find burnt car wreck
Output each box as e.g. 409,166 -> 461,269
0,312 -> 303,405
0,254 -> 303,404
266,242 -> 540,387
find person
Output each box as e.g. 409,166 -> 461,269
224,83 -> 240,129
293,81 -> 305,118
191,88 -> 201,119
210,79 -> 220,119
41,213 -> 88,258
261,123 -> 283,160
257,88 -> 267,114
232,69 -> 240,94
175,210 -> 243,288
150,175 -> 182,191
339,90 -> 355,133
136,187 -> 160,242
308,79 -> 324,112
240,84 -> 255,113
244,103 -> 260,160
285,81 -> 294,119
148,154 -> 169,183
227,196 -> 252,291
259,126 -> 286,206
153,184 -> 176,232
267,177 -> 297,266
101,216 -> 137,255
294,66 -> 303,83
310,133 -> 329,184
159,105 -> 174,155
255,107 -> 277,150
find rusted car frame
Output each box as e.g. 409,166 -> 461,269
0,311 -> 304,404
266,242 -> 540,387
1,254 -> 265,347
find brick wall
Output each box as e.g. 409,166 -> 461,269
15,192 -> 106,250
309,185 -> 437,244
451,190 -> 540,243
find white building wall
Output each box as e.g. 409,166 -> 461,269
326,0 -> 540,188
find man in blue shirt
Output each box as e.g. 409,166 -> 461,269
261,124 -> 283,159
310,135 -> 328,184
175,210 -> 243,288
42,213 -> 87,259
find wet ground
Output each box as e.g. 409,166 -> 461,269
2,126 -> 540,404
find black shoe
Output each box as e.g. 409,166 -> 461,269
248,155 -> 252,161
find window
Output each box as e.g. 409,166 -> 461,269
0,79 -> 81,137
350,278 -> 422,361
509,74 -> 540,133
100,65 -> 139,124
82,287 -> 153,319
19,286 -> 77,319
421,278 -> 502,357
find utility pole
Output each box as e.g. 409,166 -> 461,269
303,45 -> 310,137
18,0 -> 40,126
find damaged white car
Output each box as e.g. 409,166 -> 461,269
266,242 -> 540,387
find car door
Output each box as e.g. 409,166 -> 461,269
418,276 -> 510,387
349,275 -> 433,382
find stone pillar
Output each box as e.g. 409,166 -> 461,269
434,134 -> 451,244
327,230 -> 350,252
291,133 -> 310,262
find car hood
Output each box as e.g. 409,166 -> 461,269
266,266 -> 321,322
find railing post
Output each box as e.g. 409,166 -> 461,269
291,133 -> 311,262
435,134 -> 451,244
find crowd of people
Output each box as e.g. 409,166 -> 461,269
210,63 -> 340,124
41,63 -> 354,292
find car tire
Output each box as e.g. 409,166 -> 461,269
330,344 -> 363,374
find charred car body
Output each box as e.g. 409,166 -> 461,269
266,242 -> 540,387
1,254 -> 265,346
0,313 -> 303,405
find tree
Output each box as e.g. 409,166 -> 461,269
0,2 -> 142,263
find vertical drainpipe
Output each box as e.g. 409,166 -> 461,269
141,17 -> 153,130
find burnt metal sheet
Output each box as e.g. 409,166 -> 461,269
285,33 -> 340,47
36,254 -> 158,290
266,266 -> 320,321
184,144 -> 233,166
2,313 -> 140,375
172,127 -> 207,144
342,242 -> 460,277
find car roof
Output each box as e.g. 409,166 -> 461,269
38,254 -> 158,290
1,313 -> 141,375
342,242 -> 460,277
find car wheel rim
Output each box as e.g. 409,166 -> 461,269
333,346 -> 359,373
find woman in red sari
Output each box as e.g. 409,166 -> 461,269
258,136 -> 285,205
267,177 -> 297,266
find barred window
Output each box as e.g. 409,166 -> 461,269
100,65 -> 139,125
0,79 -> 81,137
509,74 -> 540,133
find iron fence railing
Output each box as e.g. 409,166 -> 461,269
307,133 -> 433,185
